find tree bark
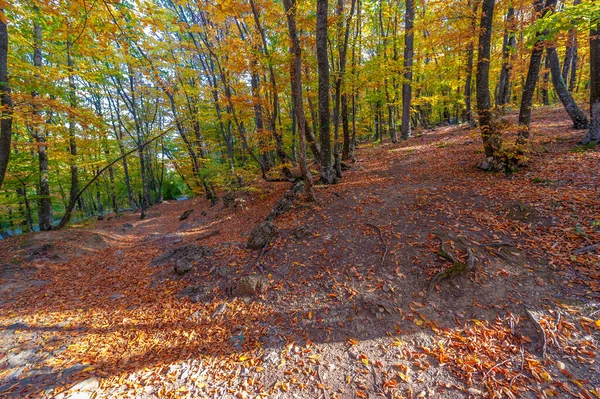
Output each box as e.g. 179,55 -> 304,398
316,0 -> 334,184
581,24 -> 600,144
0,11 -> 11,189
66,40 -> 79,222
476,0 -> 502,171
282,0 -> 317,201
546,46 -> 588,129
401,0 -> 414,139
496,6 -> 515,107
32,18 -> 53,230
517,0 -> 553,142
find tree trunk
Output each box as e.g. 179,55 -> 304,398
476,0 -> 502,171
546,46 -> 588,129
562,0 -> 581,87
517,0 -> 552,142
581,24 -> 600,144
316,0 -> 334,184
401,0 -> 414,139
282,0 -> 317,201
32,19 -> 53,231
496,6 -> 515,107
66,40 -> 79,222
0,11 -> 12,189
542,54 -> 550,106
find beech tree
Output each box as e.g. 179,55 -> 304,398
0,9 -> 11,189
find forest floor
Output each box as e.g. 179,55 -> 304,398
0,106 -> 599,399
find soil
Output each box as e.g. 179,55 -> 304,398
0,107 -> 599,399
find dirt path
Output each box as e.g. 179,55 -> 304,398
1,107 -> 599,399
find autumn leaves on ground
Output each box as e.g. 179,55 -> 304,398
1,108 -> 599,399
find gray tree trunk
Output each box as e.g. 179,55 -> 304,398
477,0 -> 503,171
0,12 -> 12,189
282,0 -> 316,200
316,0 -> 334,184
546,46 -> 588,129
496,6 -> 516,107
581,24 -> 600,144
33,19 -> 53,231
401,0 -> 414,139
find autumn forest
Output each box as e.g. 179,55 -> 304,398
0,0 -> 599,398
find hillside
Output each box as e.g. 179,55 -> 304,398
0,108 -> 599,399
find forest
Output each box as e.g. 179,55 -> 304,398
0,0 -> 599,398
0,0 -> 597,231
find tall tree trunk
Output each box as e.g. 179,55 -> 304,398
282,0 -> 317,200
496,6 -> 515,107
0,11 -> 11,189
66,40 -> 79,222
401,0 -> 414,139
541,54 -> 550,106
32,19 -> 53,231
316,0 -> 334,184
561,0 -> 581,85
517,0 -> 553,143
477,0 -> 502,171
546,46 -> 588,128
581,24 -> 600,144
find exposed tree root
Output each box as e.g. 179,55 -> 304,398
572,243 -> 600,254
525,308 -> 547,359
427,236 -> 475,295
365,223 -> 387,268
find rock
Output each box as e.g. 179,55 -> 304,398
109,293 -> 124,300
215,266 -> 233,277
231,276 -> 267,297
466,388 -> 483,396
150,245 -> 214,275
201,210 -> 207,216
293,225 -> 313,239
247,221 -> 278,250
177,284 -> 209,303
263,350 -> 280,367
211,303 -> 227,318
65,377 -> 99,399
222,192 -> 236,208
122,223 -> 134,229
175,258 -> 193,275
179,209 -> 194,221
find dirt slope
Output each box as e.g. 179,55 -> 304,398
0,107 -> 599,399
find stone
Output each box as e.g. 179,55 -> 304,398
222,192 -> 236,208
177,284 -> 209,303
65,377 -> 99,399
179,209 -> 194,221
215,266 -> 233,277
293,225 -> 313,239
232,276 -> 267,297
247,221 -> 278,250
175,258 -> 194,275
149,245 -> 213,275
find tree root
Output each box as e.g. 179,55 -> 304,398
254,239 -> 271,273
525,308 -> 547,359
365,223 -> 387,267
427,236 -> 475,295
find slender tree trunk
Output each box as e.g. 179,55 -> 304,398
401,0 -> 414,139
32,19 -> 53,230
546,46 -> 589,128
0,11 -> 12,189
477,0 -> 502,171
66,40 -> 79,221
517,0 -> 553,143
581,24 -> 600,144
542,54 -> 550,106
562,0 -> 581,86
496,6 -> 515,107
316,0 -> 334,184
282,0 -> 316,200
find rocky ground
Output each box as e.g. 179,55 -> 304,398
0,107 -> 599,399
